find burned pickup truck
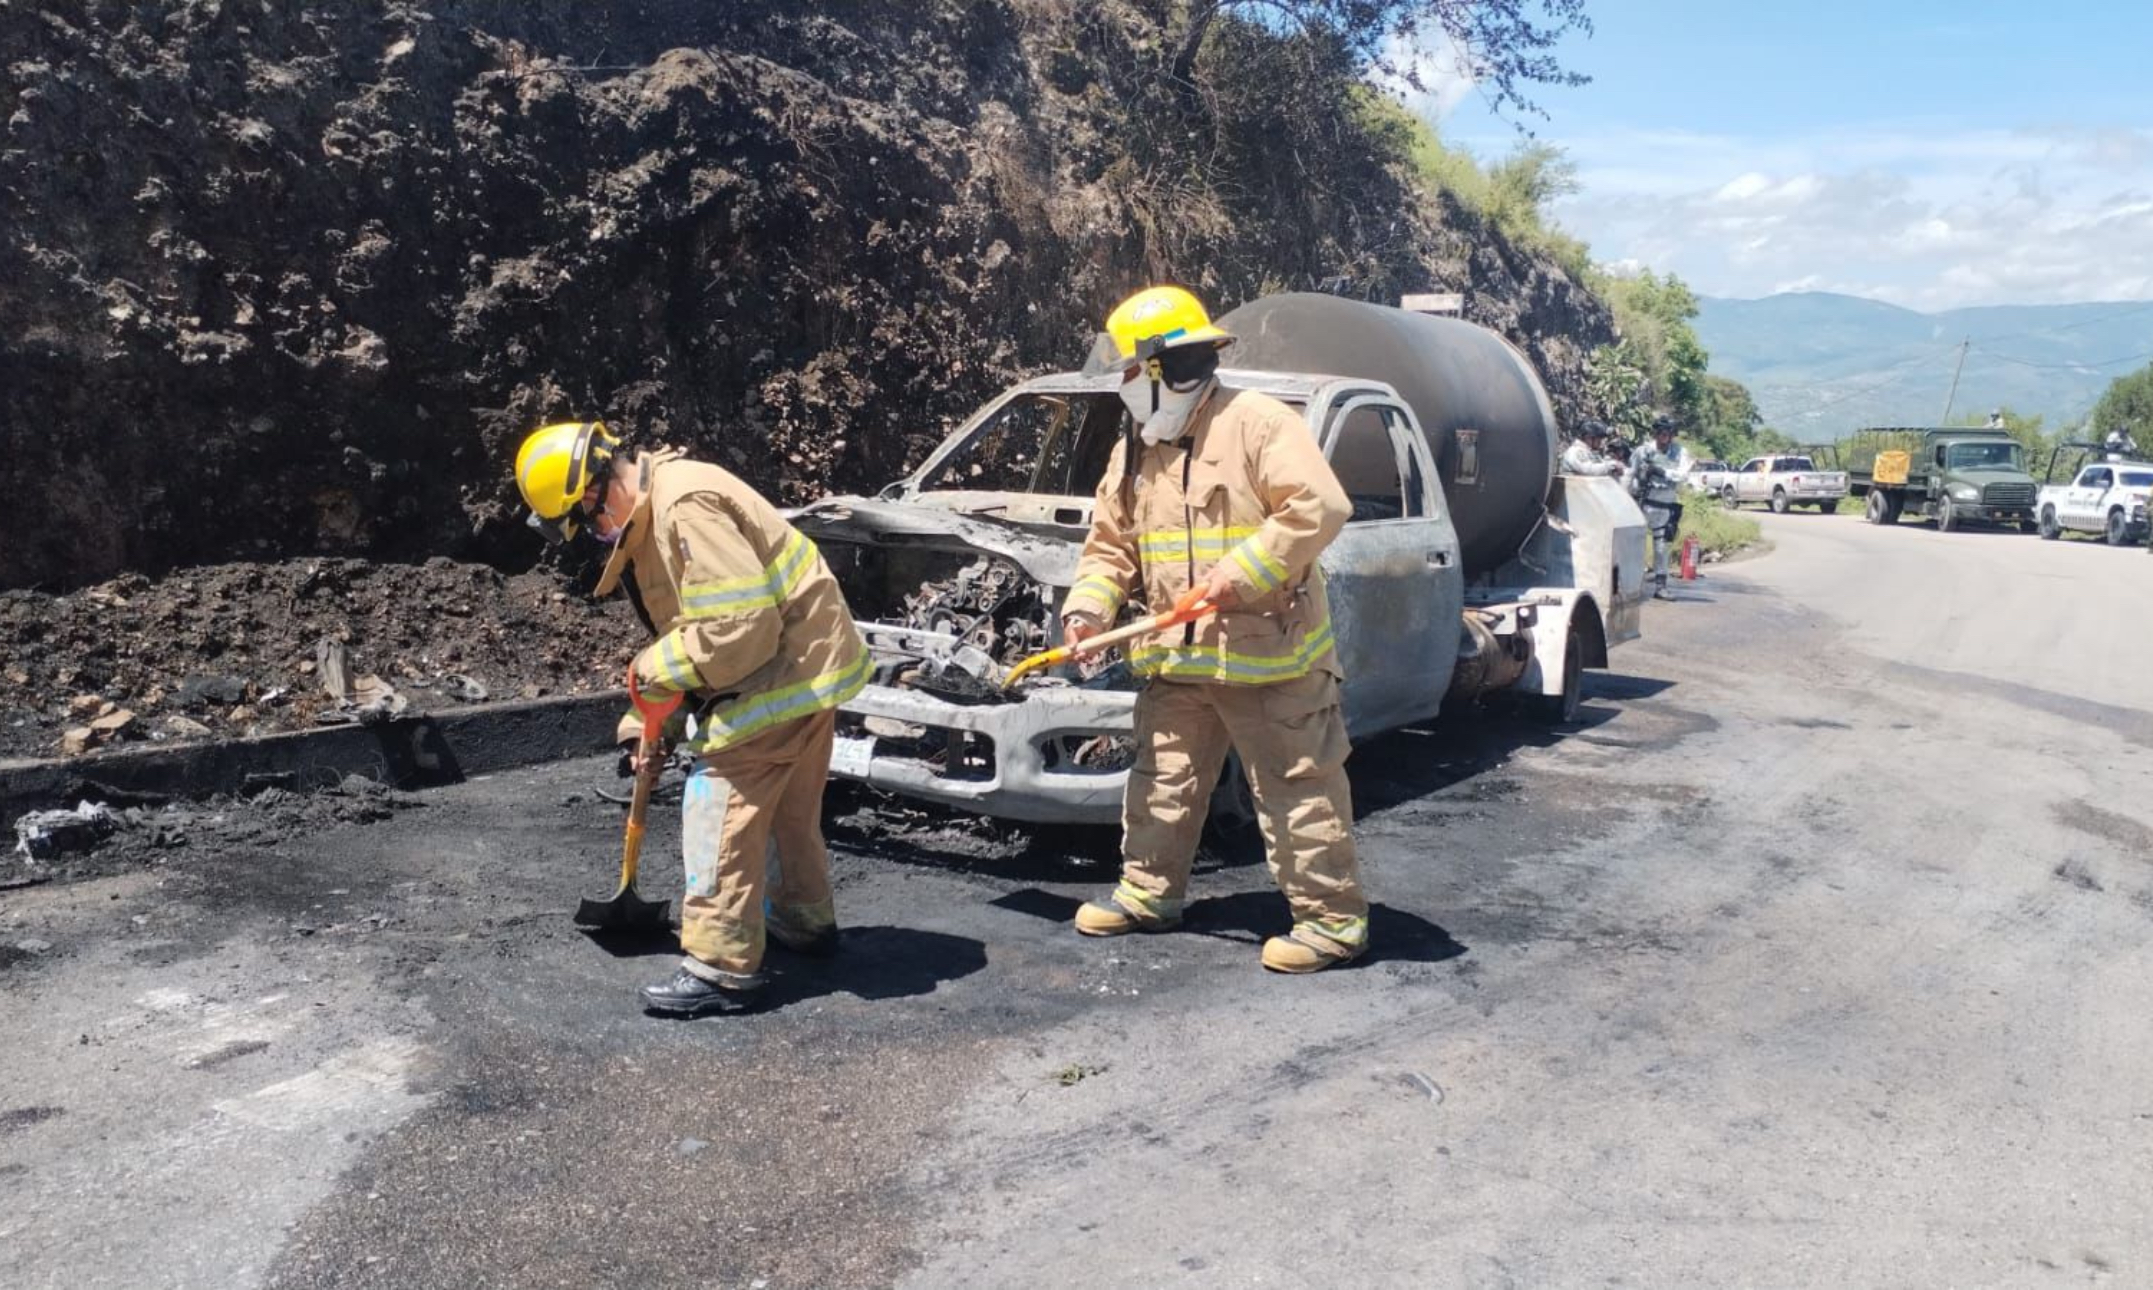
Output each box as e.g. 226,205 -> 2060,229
792,294 -> 1647,824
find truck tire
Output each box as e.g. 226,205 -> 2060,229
2039,505 -> 2061,540
2106,508 -> 2130,546
1937,495 -> 1958,532
1721,484 -> 1738,507
1528,618 -> 1585,725
1865,490 -> 1895,525
1770,487 -> 1790,514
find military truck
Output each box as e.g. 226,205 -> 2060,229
1845,427 -> 2040,532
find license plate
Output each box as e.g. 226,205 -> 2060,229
830,735 -> 875,779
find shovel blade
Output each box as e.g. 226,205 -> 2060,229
574,883 -> 674,933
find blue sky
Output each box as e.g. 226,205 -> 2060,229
1408,1 -> 2153,309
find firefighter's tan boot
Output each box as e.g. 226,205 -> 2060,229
1260,918 -> 1368,973
1074,882 -> 1183,937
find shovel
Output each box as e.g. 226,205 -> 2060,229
1002,587 -> 1217,688
575,665 -> 683,933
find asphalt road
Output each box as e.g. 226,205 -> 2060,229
4,510 -> 2150,1288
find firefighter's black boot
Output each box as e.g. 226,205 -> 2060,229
639,963 -> 765,1017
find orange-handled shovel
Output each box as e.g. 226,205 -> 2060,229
1002,587 -> 1217,688
574,664 -> 684,933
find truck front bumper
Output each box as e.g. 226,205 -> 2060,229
832,682 -> 1135,825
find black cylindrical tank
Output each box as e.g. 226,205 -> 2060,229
1215,293 -> 1558,577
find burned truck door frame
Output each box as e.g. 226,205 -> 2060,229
1309,387 -> 1461,737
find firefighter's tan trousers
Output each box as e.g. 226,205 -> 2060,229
678,708 -> 839,977
1118,672 -> 1368,941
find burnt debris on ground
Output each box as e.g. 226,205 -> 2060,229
7,774 -> 423,888
0,557 -> 638,760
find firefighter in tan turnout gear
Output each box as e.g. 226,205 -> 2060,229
514,422 -> 870,1017
1062,287 -> 1372,973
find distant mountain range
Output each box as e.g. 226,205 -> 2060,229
1691,292 -> 2153,439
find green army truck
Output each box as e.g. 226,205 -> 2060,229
1845,427 -> 2040,532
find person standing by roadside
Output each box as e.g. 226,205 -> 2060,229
513,422 -> 870,1017
1633,417 -> 1686,600
1059,286 -> 1371,974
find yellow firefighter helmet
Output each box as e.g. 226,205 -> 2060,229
513,420 -> 620,542
1103,286 -> 1235,373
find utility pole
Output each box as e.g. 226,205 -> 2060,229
1939,338 -> 1970,425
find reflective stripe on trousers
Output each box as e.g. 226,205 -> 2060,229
678,708 -> 840,974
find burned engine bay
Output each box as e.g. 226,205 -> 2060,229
795,499 -> 1138,780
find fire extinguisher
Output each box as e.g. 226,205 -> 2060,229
1679,534 -> 1700,581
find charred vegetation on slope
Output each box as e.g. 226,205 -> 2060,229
3,0 -> 1610,596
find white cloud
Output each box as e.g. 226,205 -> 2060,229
1372,31 -> 1476,124
1498,122 -> 2153,307
1713,173 -> 1770,202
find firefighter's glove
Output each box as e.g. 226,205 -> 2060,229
1061,612 -> 1103,646
616,719 -> 685,778
1199,562 -> 1239,610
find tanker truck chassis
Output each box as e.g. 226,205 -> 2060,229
792,295 -> 1648,825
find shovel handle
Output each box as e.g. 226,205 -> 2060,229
627,663 -> 686,741
1002,589 -> 1217,687
620,664 -> 685,885
1073,588 -> 1216,657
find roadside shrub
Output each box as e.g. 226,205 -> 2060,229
1675,490 -> 1762,561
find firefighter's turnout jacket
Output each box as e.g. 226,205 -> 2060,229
601,454 -> 869,750
1061,386 -> 1349,683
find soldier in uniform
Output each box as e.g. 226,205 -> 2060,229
1632,417 -> 1686,600
1560,420 -> 1625,478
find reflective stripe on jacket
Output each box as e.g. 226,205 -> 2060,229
617,456 -> 868,752
1061,386 -> 1349,685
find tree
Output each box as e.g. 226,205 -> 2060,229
1701,374 -> 1759,436
1485,141 -> 1578,220
1584,341 -> 1650,438
1168,1 -> 1593,120
1595,268 -> 1710,431
2089,362 -> 2153,458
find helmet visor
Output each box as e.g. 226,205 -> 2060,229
528,509 -> 581,544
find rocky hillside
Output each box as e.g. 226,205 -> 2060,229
1,0 -> 1611,593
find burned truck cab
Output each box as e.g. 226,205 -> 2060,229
794,294 -> 1643,826
794,369 -> 1469,824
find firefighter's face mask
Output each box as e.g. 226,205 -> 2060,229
582,479 -> 627,545
1119,342 -> 1216,445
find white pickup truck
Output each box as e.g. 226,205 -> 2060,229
1722,454 -> 1849,513
2035,461 -> 2153,545
1684,459 -> 1733,495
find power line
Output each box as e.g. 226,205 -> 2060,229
1973,346 -> 2153,372
1967,300 -> 2153,346
1768,346 -> 1960,420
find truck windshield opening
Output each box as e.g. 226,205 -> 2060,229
919,392 -> 1125,496
1946,442 -> 2023,470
